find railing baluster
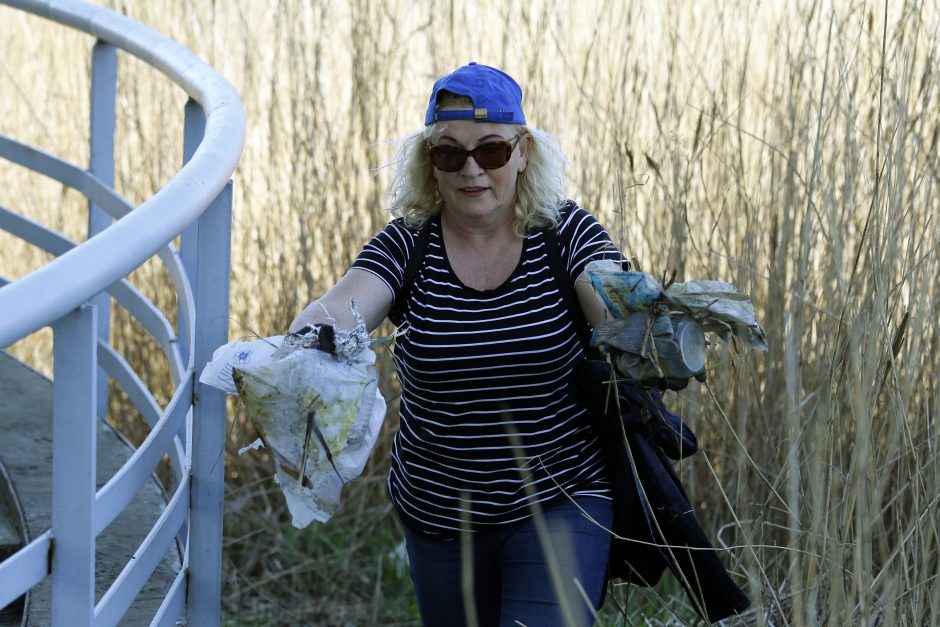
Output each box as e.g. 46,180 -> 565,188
89,40 -> 116,420
177,97 -> 208,555
187,180 -> 232,627
179,99 -> 206,368
51,303 -> 97,627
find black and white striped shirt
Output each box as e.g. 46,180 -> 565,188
352,202 -> 623,534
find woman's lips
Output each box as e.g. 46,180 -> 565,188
459,186 -> 488,197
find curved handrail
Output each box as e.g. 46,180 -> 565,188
94,475 -> 191,626
0,1 -> 243,625
0,136 -> 195,375
94,375 -> 193,536
0,199 -> 186,385
0,531 -> 52,602
0,0 -> 244,349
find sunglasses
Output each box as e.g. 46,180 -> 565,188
428,134 -> 523,172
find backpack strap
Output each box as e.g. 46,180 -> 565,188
389,220 -> 431,324
541,226 -> 592,352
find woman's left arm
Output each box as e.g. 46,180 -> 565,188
574,271 -> 610,328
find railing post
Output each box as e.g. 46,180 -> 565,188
187,180 -> 232,627
51,304 -> 97,627
89,40 -> 117,419
179,98 -> 206,366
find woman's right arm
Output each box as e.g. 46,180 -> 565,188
288,268 -> 393,334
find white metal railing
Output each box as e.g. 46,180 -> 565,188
0,1 -> 244,626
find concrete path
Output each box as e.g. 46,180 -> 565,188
0,351 -> 181,626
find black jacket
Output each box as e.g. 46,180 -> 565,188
572,359 -> 751,623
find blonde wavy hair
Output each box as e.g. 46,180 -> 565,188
385,96 -> 568,234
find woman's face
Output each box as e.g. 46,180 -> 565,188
429,119 -> 529,226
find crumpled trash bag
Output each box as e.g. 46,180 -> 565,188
585,261 -> 767,380
199,307 -> 386,527
661,280 -> 767,350
587,267 -> 663,313
198,335 -> 282,395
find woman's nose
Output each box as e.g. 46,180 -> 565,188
459,155 -> 484,175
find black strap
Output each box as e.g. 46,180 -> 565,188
390,220 -> 592,353
542,226 -> 592,352
390,221 -> 431,324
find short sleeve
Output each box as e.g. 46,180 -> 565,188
554,201 -> 627,281
349,219 -> 417,305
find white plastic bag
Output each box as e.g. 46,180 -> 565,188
199,328 -> 386,527
199,336 -> 283,395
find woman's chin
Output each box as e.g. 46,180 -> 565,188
444,199 -> 511,223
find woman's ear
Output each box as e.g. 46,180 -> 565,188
518,133 -> 531,173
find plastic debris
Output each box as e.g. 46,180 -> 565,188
274,323 -> 335,357
199,335 -> 281,395
661,280 -> 768,351
588,266 -> 663,313
238,438 -> 265,456
334,299 -> 371,361
585,261 -> 767,381
199,301 -> 387,527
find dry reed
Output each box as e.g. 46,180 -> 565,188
1,1 -> 938,624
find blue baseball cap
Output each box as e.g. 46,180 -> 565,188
424,62 -> 526,126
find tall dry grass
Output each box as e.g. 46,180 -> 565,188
2,0 -> 939,624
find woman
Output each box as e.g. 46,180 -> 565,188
290,62 -> 623,626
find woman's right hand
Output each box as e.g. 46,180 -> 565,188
289,269 -> 394,334
288,301 -> 331,333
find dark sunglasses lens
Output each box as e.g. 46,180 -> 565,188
472,142 -> 513,169
429,139 -> 516,172
429,146 -> 466,172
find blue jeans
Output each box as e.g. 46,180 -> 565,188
402,497 -> 613,627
